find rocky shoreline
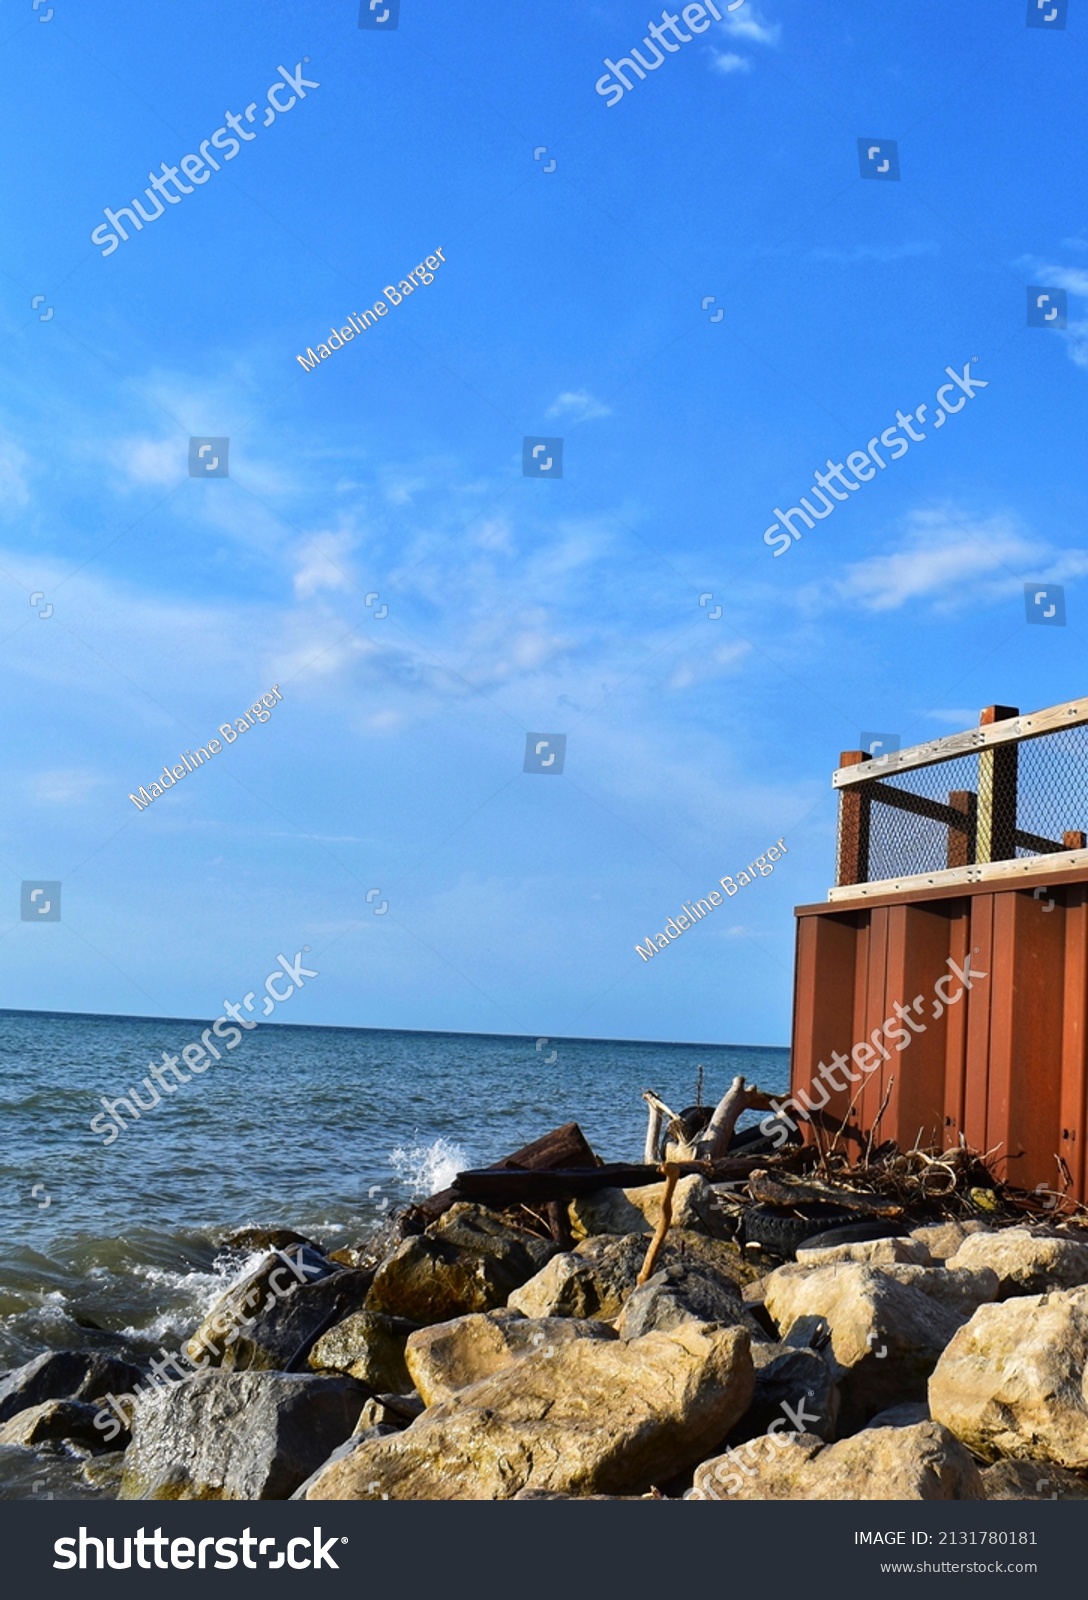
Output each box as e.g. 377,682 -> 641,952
4,1126 -> 1088,1502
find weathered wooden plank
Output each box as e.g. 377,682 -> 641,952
833,694 -> 1088,788
827,846 -> 1088,903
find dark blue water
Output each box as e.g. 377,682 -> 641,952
1,1008 -> 789,1372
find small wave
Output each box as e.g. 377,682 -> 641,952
388,1136 -> 467,1200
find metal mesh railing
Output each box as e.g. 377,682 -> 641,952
842,721 -> 1088,886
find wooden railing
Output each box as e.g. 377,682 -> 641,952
831,699 -> 1088,900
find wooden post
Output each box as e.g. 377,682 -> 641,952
976,706 -> 1019,865
947,790 -> 978,868
837,750 -> 871,886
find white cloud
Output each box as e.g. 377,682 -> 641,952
114,434 -> 182,488
826,508 -> 1088,613
546,389 -> 611,422
709,51 -> 752,74
292,530 -> 359,599
919,709 -> 979,728
717,2 -> 781,46
30,768 -> 102,804
0,437 -> 31,510
667,640 -> 751,691
809,241 -> 939,266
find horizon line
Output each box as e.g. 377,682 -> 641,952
0,1005 -> 789,1054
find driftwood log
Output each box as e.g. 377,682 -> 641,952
643,1076 -> 778,1164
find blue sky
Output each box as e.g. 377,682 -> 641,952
1,0 -> 1085,1047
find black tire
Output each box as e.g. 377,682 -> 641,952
739,1201 -> 860,1259
796,1218 -> 909,1254
727,1116 -> 799,1157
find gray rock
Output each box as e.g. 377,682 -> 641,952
186,1248 -> 372,1372
118,1372 -> 368,1500
616,1264 -> 754,1341
569,1176 -> 721,1242
726,1344 -> 839,1444
0,1351 -> 145,1425
508,1235 -> 647,1320
510,1228 -> 758,1324
427,1204 -> 558,1278
866,1401 -> 930,1429
307,1310 -> 417,1392
797,1236 -> 932,1268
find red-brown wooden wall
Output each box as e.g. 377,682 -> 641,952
791,875 -> 1088,1202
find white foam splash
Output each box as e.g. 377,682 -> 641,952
388,1136 -> 467,1200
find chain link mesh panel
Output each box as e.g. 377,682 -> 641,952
852,724 -> 1088,883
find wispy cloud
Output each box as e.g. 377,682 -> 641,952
821,507 -> 1088,613
546,389 -> 611,422
719,2 -> 781,46
709,51 -> 752,74
809,241 -> 939,266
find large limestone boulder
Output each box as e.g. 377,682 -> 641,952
982,1458 -> 1088,1500
945,1228 -> 1088,1298
186,1245 -> 372,1371
119,1372 -> 368,1500
0,1350 -> 145,1424
307,1310 -> 417,1393
690,1421 -> 984,1500
304,1322 -> 755,1500
797,1236 -> 932,1268
874,1264 -> 1000,1321
508,1234 -> 647,1320
367,1206 -> 557,1326
910,1220 -> 992,1262
929,1286 -> 1088,1468
569,1176 -> 719,1241
763,1263 -> 963,1429
405,1308 -> 614,1406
